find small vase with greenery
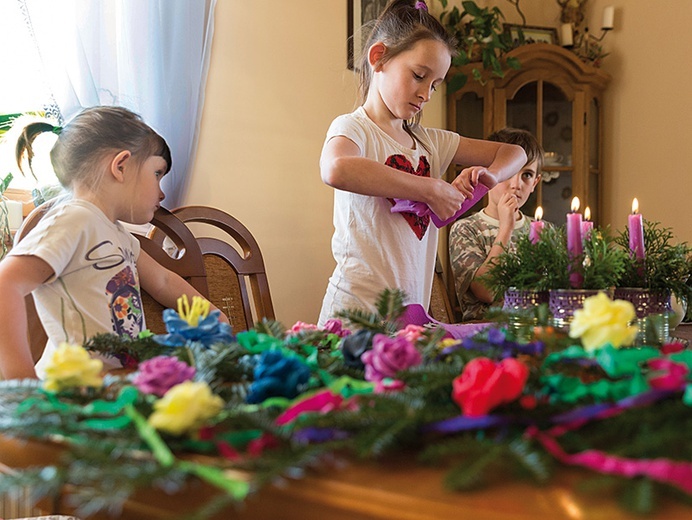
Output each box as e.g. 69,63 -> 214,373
436,0 -> 521,93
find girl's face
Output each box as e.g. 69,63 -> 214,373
488,159 -> 541,208
128,155 -> 167,224
374,39 -> 451,121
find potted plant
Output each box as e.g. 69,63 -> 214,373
436,0 -> 520,93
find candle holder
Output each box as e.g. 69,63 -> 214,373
503,288 -> 549,341
613,287 -> 672,346
549,288 -> 612,330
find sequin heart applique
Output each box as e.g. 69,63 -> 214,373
385,154 -> 431,240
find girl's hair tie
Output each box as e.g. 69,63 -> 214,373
52,126 -> 63,136
414,1 -> 428,11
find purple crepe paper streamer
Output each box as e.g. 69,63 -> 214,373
391,184 -> 490,227
398,304 -> 490,340
293,427 -> 349,444
550,389 -> 676,426
423,414 -> 511,434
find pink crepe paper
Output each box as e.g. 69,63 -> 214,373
528,426 -> 692,494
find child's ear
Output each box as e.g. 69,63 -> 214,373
110,150 -> 132,182
368,42 -> 387,71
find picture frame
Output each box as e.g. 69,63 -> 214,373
503,24 -> 559,46
347,0 -> 389,70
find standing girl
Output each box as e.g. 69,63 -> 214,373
0,106 -> 226,380
318,0 -> 527,324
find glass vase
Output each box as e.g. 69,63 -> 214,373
549,289 -> 605,330
503,289 -> 549,340
613,287 -> 671,346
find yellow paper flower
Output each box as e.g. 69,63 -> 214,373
568,292 -> 638,351
42,343 -> 103,393
177,295 -> 211,326
148,381 -> 224,436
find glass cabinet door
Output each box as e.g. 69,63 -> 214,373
506,81 -> 573,225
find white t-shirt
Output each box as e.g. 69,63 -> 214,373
318,107 -> 460,324
10,199 -> 144,376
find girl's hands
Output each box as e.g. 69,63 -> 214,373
426,177 -> 467,221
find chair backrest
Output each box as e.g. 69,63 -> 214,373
163,205 -> 275,332
134,207 -> 209,333
429,256 -> 455,324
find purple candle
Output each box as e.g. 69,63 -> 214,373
567,197 -> 583,288
581,206 -> 594,239
529,206 -> 545,244
628,198 -> 646,260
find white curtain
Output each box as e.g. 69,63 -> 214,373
21,0 -> 217,207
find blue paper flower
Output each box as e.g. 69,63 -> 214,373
153,309 -> 234,348
245,349 -> 311,404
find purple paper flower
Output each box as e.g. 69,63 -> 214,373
361,334 -> 422,382
132,355 -> 196,397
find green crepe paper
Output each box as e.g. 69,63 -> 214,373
684,384 -> 692,406
177,461 -> 249,500
124,404 -> 175,467
80,415 -> 132,431
541,371 -> 650,404
124,404 -> 249,500
82,386 -> 139,415
327,375 -> 376,398
17,391 -> 80,414
670,350 -> 692,371
594,345 -> 660,378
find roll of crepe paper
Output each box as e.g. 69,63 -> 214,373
391,183 -> 490,228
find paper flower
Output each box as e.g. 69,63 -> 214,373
245,350 -> 311,404
361,333 -> 422,382
452,357 -> 529,417
132,356 -> 196,397
322,318 -> 351,338
288,321 -> 319,334
569,292 -> 638,351
396,324 -> 426,343
148,381 -> 224,436
153,295 -> 234,348
647,358 -> 689,390
43,343 -> 103,393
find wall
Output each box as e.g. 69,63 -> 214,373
189,0 -> 692,325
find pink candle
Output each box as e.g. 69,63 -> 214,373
581,206 -> 593,239
628,198 -> 646,260
529,206 -> 545,244
566,197 -> 583,288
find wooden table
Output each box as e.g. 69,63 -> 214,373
1,436 -> 690,520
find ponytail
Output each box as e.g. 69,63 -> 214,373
15,122 -> 61,178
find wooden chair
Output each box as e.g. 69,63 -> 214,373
429,256 -> 455,324
135,206 -> 210,333
162,205 -> 275,332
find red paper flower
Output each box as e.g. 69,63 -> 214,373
452,357 -> 529,416
648,358 -> 689,390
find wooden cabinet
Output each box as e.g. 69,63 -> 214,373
446,43 -> 610,225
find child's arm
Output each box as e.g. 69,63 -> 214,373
137,251 -> 230,324
450,137 -> 527,193
320,136 -> 468,221
0,256 -> 54,379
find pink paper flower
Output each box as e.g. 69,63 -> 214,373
322,318 -> 352,338
132,355 -> 196,397
648,358 -> 689,390
288,321 -> 319,334
452,357 -> 529,417
361,334 -> 422,382
396,324 -> 426,343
